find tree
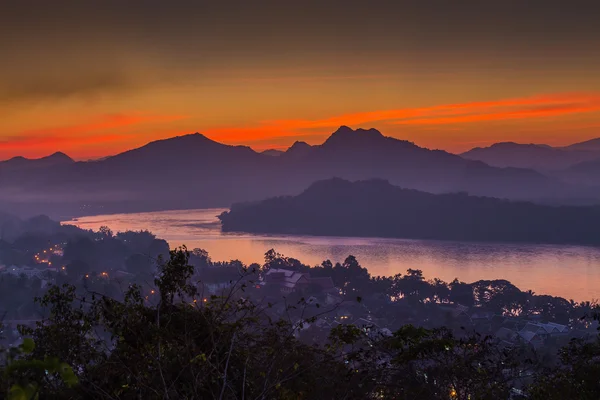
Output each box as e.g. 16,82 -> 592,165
12,248 -> 366,399
97,226 -> 113,239
529,337 -> 600,399
125,253 -> 152,275
66,260 -> 90,280
449,279 -> 474,307
63,237 -> 97,270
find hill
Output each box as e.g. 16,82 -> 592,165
557,156 -> 600,186
461,142 -> 600,171
0,152 -> 74,170
219,178 -> 600,245
261,149 -> 284,157
562,137 -> 600,152
0,127 -> 596,218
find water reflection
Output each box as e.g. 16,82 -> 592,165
64,208 -> 600,301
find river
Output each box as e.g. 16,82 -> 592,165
63,208 -> 600,301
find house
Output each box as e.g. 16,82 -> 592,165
545,322 -> 569,334
439,303 -> 470,318
471,310 -> 496,322
114,270 -> 135,280
336,308 -> 353,322
326,292 -> 343,305
353,317 -> 393,339
0,266 -> 46,279
495,327 -> 519,347
518,330 -> 544,348
496,327 -> 519,341
517,321 -> 569,347
264,269 -> 337,295
202,281 -> 233,295
264,269 -> 310,294
521,322 -> 568,337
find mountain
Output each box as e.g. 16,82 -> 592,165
219,178 -> 600,245
558,157 -> 600,186
0,127 -> 596,218
283,141 -> 313,159
562,137 -> 600,152
272,126 -> 580,202
0,152 -> 74,170
261,149 -> 284,157
461,142 -> 600,171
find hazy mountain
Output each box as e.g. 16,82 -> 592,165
558,157 -> 600,186
219,178 -> 600,245
261,149 -> 284,157
0,127 -> 597,218
272,126 -> 579,202
283,141 -> 313,159
461,142 -> 600,171
562,137 -> 600,152
0,152 -> 74,170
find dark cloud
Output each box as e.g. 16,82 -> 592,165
2,0 -> 599,102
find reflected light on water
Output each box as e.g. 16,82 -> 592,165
64,208 -> 600,301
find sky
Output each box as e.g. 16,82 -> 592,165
2,0 -> 600,160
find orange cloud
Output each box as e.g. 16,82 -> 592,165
0,134 -> 127,151
269,92 -> 600,129
204,92 -> 600,145
0,113 -> 189,159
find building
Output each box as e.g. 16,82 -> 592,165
264,269 -> 336,295
0,266 -> 46,279
517,321 -> 569,348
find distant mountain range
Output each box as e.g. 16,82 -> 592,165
0,152 -> 74,171
1,126 -> 599,218
261,149 -> 284,157
461,137 -> 600,171
219,178 -> 600,245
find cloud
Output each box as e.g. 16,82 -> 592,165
271,93 -> 600,129
0,113 -> 188,158
203,92 -> 600,143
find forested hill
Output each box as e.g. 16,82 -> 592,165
219,178 -> 600,245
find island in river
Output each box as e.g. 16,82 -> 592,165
219,178 -> 600,246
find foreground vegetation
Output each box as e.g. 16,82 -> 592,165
2,248 -> 600,399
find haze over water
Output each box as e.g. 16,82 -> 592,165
65,208 -> 600,302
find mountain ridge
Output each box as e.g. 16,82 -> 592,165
0,126 -> 597,218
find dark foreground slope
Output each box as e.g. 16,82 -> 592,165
219,178 -> 600,245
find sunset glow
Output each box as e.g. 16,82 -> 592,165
2,2 -> 600,159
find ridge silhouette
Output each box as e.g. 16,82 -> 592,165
0,126 -> 598,217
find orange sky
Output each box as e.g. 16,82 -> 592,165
2,2 -> 600,160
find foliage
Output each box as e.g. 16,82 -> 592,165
3,245 -> 600,399
1,338 -> 78,400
